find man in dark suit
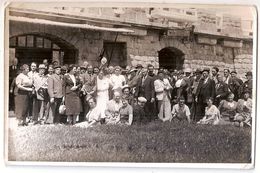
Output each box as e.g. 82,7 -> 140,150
135,68 -> 155,121
230,70 -> 243,101
195,67 -> 216,121
47,65 -> 64,124
215,73 -> 229,106
239,71 -> 253,99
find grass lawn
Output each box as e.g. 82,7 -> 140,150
8,121 -> 252,163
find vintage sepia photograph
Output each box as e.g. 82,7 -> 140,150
4,1 -> 256,167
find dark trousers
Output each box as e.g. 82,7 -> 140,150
49,98 -> 62,124
195,101 -> 207,122
144,101 -> 156,122
28,94 -> 36,119
78,95 -> 89,122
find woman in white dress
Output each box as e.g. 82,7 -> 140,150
96,70 -> 111,118
197,97 -> 220,125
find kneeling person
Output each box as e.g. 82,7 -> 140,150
76,97 -> 101,128
119,96 -> 133,125
105,91 -> 122,124
133,97 -> 147,125
171,97 -> 191,123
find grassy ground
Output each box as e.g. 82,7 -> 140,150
8,121 -> 252,163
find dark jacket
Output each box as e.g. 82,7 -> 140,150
215,81 -> 229,100
135,75 -> 155,101
239,79 -> 253,98
196,77 -> 216,103
133,104 -> 146,125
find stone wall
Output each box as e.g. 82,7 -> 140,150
9,21 -> 253,79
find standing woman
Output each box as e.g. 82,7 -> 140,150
64,64 -> 82,125
96,69 -> 111,118
15,64 -> 33,126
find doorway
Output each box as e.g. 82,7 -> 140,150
158,47 -> 185,70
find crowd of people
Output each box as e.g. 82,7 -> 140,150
9,58 -> 253,128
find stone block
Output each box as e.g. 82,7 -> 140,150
197,36 -> 217,45
222,39 -> 243,48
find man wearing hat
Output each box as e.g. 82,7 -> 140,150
61,65 -> 68,76
190,68 -> 202,121
127,68 -> 139,89
122,84 -> 135,106
239,71 -> 253,98
133,97 -> 147,125
195,67 -> 216,121
230,70 -> 243,101
183,68 -> 194,108
47,65 -> 64,124
31,64 -> 48,124
135,68 -> 156,122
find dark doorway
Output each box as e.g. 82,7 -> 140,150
158,47 -> 185,70
15,48 -> 52,65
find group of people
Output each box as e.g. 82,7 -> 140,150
10,58 -> 253,128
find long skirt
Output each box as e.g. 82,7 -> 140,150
157,96 -> 172,122
96,90 -> 109,118
65,93 -> 81,116
14,92 -> 29,121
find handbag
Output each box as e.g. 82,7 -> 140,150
37,87 -> 49,100
59,100 -> 66,115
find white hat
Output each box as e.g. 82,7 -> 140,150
122,84 -> 131,92
138,97 -> 147,103
38,64 -> 46,69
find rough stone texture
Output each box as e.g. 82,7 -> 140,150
197,36 -> 217,45
9,21 -> 253,77
222,40 -> 243,48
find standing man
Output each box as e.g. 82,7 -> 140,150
230,71 -> 243,101
28,62 -> 38,122
211,66 -> 219,84
147,64 -> 156,78
135,68 -> 155,122
215,73 -> 229,106
239,71 -> 253,98
195,67 -> 216,121
190,68 -> 202,121
47,65 -> 64,124
223,68 -> 232,88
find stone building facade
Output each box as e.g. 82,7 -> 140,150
8,6 -> 253,80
